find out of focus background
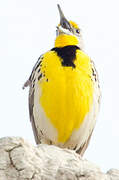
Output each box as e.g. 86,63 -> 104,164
0,0 -> 119,172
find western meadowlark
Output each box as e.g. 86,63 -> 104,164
23,4 -> 100,156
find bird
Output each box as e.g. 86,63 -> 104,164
23,4 -> 101,156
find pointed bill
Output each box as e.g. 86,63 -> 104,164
57,4 -> 71,30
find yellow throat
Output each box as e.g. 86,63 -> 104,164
39,34 -> 94,143
55,34 -> 79,47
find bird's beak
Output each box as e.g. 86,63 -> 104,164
57,4 -> 71,31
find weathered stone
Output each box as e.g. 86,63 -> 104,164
0,137 -> 118,180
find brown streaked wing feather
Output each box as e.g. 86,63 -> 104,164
29,86 -> 41,144
28,55 -> 44,144
23,76 -> 40,144
76,60 -> 101,156
25,55 -> 44,144
91,59 -> 101,109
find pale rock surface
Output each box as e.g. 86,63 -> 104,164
0,137 -> 118,180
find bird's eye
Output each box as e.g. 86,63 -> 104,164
76,29 -> 80,34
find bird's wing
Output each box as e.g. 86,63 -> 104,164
90,59 -> 101,106
29,86 -> 41,144
23,55 -> 43,144
77,59 -> 101,156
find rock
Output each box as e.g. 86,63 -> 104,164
0,137 -> 118,180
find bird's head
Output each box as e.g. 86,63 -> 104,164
55,4 -> 83,49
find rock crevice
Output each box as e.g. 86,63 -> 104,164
0,137 -> 118,180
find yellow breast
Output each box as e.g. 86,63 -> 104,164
38,49 -> 94,143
